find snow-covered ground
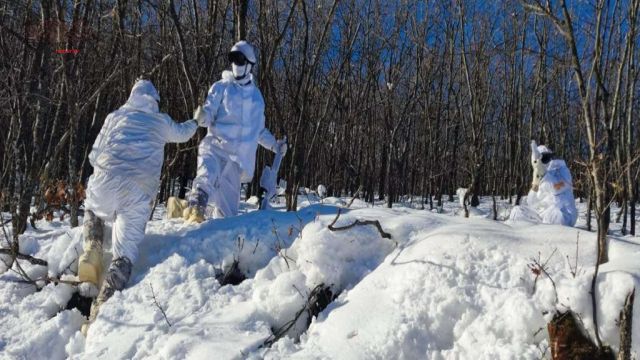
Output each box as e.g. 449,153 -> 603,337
1,194 -> 639,359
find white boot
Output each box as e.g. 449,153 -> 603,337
183,188 -> 208,223
167,197 -> 188,219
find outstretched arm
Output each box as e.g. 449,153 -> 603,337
163,116 -> 198,143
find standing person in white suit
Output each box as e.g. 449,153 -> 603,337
509,140 -> 578,226
181,40 -> 287,223
78,79 -> 200,330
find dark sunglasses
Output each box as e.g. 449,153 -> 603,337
228,51 -> 249,66
541,153 -> 553,164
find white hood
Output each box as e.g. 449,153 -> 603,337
123,80 -> 160,114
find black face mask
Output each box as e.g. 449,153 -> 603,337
228,51 -> 249,66
541,153 -> 553,164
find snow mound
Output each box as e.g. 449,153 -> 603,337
262,211 -> 640,359
1,200 -> 639,359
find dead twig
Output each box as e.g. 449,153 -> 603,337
346,185 -> 363,208
328,209 -> 394,244
528,248 -> 558,303
271,220 -> 295,269
56,247 -> 79,277
566,232 -> 580,278
149,283 -> 172,327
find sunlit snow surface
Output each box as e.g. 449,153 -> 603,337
1,195 -> 639,359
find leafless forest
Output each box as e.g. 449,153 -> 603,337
1,0 -> 639,263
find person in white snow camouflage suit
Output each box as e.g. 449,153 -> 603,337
79,79 -> 200,326
509,140 -> 578,226
182,40 -> 287,223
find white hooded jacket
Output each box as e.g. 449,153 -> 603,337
88,80 -> 198,197
199,71 -> 277,183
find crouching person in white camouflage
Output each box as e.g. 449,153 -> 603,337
78,79 -> 200,333
508,140 -> 578,226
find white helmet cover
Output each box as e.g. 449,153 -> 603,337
229,41 -> 257,64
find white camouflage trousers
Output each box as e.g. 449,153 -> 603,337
190,150 -> 242,219
84,170 -> 153,262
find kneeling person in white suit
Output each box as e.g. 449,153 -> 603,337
509,141 -> 578,226
182,41 -> 287,223
78,79 -> 199,326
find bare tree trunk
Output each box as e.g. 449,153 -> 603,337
587,187 -> 594,231
233,0 -> 249,41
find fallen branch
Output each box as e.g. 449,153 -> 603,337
262,283 -> 333,348
0,248 -> 48,266
44,276 -> 82,286
328,209 -> 393,242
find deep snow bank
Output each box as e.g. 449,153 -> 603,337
261,211 -> 640,359
0,201 -> 639,359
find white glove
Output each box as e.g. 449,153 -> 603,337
276,138 -> 288,155
194,106 -> 208,127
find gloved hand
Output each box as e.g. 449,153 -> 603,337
276,138 -> 287,156
194,106 -> 208,127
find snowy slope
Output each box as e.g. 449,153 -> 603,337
265,213 -> 640,359
0,197 -> 639,359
